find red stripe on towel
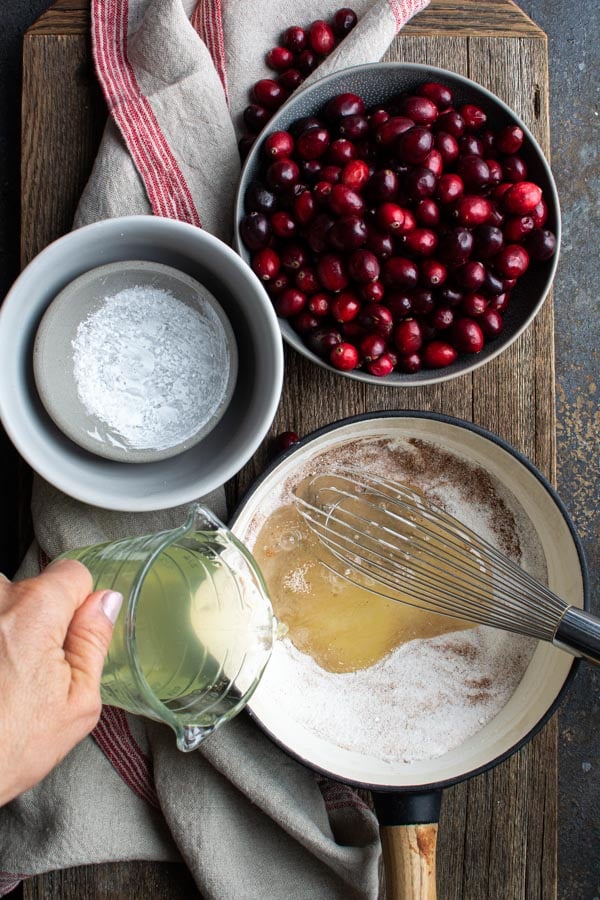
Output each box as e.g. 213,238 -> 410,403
92,707 -> 160,808
0,873 -> 27,897
191,0 -> 229,103
387,0 -> 428,33
92,0 -> 201,225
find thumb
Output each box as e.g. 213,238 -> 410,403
64,590 -> 123,700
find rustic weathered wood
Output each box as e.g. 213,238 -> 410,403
380,824 -> 438,900
20,2 -> 556,898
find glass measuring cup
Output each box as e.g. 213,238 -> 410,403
59,505 -> 276,751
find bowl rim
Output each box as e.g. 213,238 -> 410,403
234,62 -> 562,387
0,215 -> 285,511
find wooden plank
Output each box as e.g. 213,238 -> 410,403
19,2 -> 556,899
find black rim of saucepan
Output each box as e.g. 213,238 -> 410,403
229,410 -> 589,815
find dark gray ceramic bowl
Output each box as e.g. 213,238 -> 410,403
234,63 -> 561,387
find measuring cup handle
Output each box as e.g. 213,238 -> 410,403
373,790 -> 442,900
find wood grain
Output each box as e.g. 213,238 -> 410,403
19,2 -> 556,898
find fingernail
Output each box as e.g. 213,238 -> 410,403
100,590 -> 123,624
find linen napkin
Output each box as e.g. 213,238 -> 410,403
0,0 -> 429,896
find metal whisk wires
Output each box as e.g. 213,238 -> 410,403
294,468 -> 568,643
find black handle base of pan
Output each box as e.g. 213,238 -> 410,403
373,789 -> 443,826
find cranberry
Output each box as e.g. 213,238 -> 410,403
404,166 -> 436,200
456,155 -> 490,190
306,213 -> 334,252
284,26 -> 307,52
435,109 -> 465,138
325,92 -> 365,121
503,215 -> 535,242
358,303 -> 393,336
330,342 -> 359,370
294,191 -> 316,225
418,81 -> 454,109
531,198 -> 549,228
482,269 -> 504,295
271,210 -> 296,238
486,159 -> 503,187
422,341 -> 457,368
320,166 -> 342,184
341,160 -> 370,191
460,134 -> 485,157
295,266 -> 320,294
455,260 -> 486,290
375,202 -> 404,232
361,280 -> 385,303
333,7 -> 358,36
438,227 -> 474,267
327,139 -> 356,164
366,229 -> 394,259
415,198 -> 440,227
480,130 -> 496,155
395,126 -> 434,164
297,49 -> 318,75
480,309 -> 504,337
280,241 -> 307,271
313,180 -> 333,203
430,306 -> 454,330
309,20 -> 335,55
267,158 -> 300,189
331,291 -> 361,322
420,258 -> 447,287
293,311 -> 319,334
503,181 -> 543,215
502,155 -> 528,182
394,319 -> 422,354
267,272 -> 290,296
367,354 -> 395,377
436,132 -> 459,164
375,116 -> 415,146
397,351 -> 422,373
297,127 -> 331,160
398,95 -> 438,126
348,249 -> 380,283
300,159 -> 322,183
404,228 -> 438,256
489,291 -> 510,313
369,109 -> 390,130
460,104 -> 487,131
272,430 -> 300,453
253,79 -> 287,110
398,208 -> 417,234
436,173 -> 464,205
307,292 -> 331,316
496,125 -> 524,155
278,69 -> 304,91
267,46 -> 294,70
244,104 -> 270,134
360,333 -> 386,361
329,215 -> 368,251
367,169 -> 398,203
423,150 -> 443,177
495,244 -> 530,278
451,317 -> 484,353
474,224 -> 504,259
275,287 -> 306,317
307,326 -> 341,357
240,211 -> 271,250
339,115 -> 369,140
386,291 -> 413,320
440,285 -> 464,307
454,195 -> 492,226
329,184 -> 364,216
264,131 -> 294,159
461,292 -> 488,317
341,320 -> 364,340
383,256 -> 419,288
317,253 -> 349,291
252,248 -> 279,281
525,228 -> 557,261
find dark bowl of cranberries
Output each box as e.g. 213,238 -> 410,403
234,63 -> 560,384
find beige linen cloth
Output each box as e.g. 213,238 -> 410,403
0,0 -> 429,896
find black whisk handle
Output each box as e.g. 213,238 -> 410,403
553,607 -> 600,665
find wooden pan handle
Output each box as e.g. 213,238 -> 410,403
373,790 -> 442,900
379,822 -> 438,900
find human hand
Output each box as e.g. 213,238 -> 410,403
0,560 -> 122,805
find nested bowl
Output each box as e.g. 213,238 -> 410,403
234,63 -> 561,386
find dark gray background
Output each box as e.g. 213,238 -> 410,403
0,1 -> 597,897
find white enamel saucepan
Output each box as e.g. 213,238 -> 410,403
230,412 -> 588,899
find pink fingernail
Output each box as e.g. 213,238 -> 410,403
100,591 -> 123,624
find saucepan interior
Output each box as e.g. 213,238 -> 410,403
231,412 -> 586,790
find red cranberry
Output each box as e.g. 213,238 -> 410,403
284,26 -> 307,52
455,260 -> 486,290
436,173 -> 464,205
309,20 -> 335,55
317,253 -> 349,291
398,96 -> 438,126
252,248 -> 279,281
423,150 -> 443,178
439,227 -> 474,267
459,134 -> 485,157
404,228 -> 438,256
456,155 -> 490,190
394,319 -> 422,354
331,291 -> 361,322
327,139 -> 356,164
280,241 -> 307,270
264,131 -> 294,159
412,290 -> 436,316
482,269 -> 504,295
295,266 -> 320,294
495,244 -> 530,278
297,127 -> 331,160
398,208 -> 417,234
375,116 -> 415,146
270,210 -> 296,239
460,104 -> 487,131
430,307 -> 455,330
267,46 -> 294,70
436,132 -> 459,164
531,198 -> 549,228
267,272 -> 290,296
278,69 -> 304,91
451,317 -> 484,353
330,342 -> 359,370
275,287 -> 306,317
486,159 -> 503,186
503,215 -> 535,242
313,180 -> 333,203
417,81 -> 454,109
435,109 -> 465,137
496,125 -> 524,155
306,213 -> 334,252
320,166 -> 342,184
383,256 -> 419,288
395,126 -> 434,164
366,229 -> 394,259
461,292 -> 488,316
361,280 -> 385,303
489,291 -> 510,313
329,183 -> 364,216
325,92 -> 366,121
267,158 -> 300,189
341,160 -> 370,191
386,291 -> 413,320
293,311 -> 319,334
294,191 -> 316,225
358,303 -> 393,336
440,286 -> 464,307
420,258 -> 447,287
474,224 -> 504,258
300,159 -> 322,183
454,195 -> 492,226
369,109 -> 390,130
348,249 -> 380,283
308,292 -> 331,316
333,7 -> 358,36
480,309 -> 504,337
240,211 -> 271,250
341,320 -> 364,340
415,198 -> 440,227
503,181 -> 543,215
253,79 -> 287,110
329,215 -> 368,251
404,166 -> 437,200
422,341 -> 458,368
397,351 -> 422,373
245,181 -> 277,214
360,333 -> 386,361
273,430 -> 300,453
502,155 -> 528,182
367,354 -> 395,377
244,104 -> 271,134
525,228 -> 557,261
375,202 -> 404,232
488,202 -> 506,228
367,169 -> 398,203
339,115 -> 369,140
307,326 -> 341,357
297,49 -> 318,75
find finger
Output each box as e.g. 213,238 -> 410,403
16,559 -> 94,638
64,589 -> 123,716
0,572 -> 12,613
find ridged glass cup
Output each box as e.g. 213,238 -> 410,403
59,505 -> 276,750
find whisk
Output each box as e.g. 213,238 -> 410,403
295,469 -> 599,665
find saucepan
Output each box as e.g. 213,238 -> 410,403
230,411 -> 588,898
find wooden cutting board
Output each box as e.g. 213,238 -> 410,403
20,2 -> 557,897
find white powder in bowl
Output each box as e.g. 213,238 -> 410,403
71,286 -> 231,451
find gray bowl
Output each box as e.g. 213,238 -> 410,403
0,216 -> 283,511
33,260 -> 239,463
234,63 -> 561,387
